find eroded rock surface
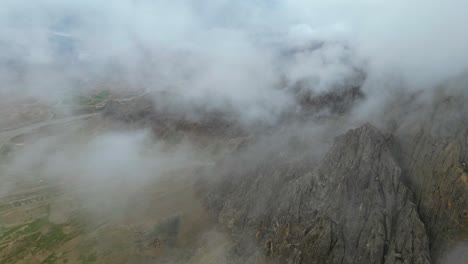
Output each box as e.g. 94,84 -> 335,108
392,85 -> 468,262
205,124 -> 431,264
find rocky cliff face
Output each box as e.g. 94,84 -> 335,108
204,124 -> 431,264
392,85 -> 468,262
201,81 -> 468,263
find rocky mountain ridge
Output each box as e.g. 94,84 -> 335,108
100,76 -> 468,263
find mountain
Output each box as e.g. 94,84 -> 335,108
197,76 -> 468,263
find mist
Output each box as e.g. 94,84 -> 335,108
1,1 -> 467,263
1,0 -> 467,125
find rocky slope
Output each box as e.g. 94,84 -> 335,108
392,85 -> 468,262
204,124 -> 431,264
98,76 -> 468,263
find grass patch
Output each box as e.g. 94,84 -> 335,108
22,218 -> 49,234
0,218 -> 83,264
80,252 -> 97,264
41,253 -> 58,264
0,225 -> 24,242
0,144 -> 12,155
33,224 -> 67,252
78,91 -> 110,106
0,203 -> 12,212
86,252 -> 97,263
0,243 -> 8,252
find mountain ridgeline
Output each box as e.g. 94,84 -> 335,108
102,73 -> 468,264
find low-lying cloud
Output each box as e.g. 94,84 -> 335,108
1,0 -> 467,125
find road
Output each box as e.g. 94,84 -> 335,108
0,113 -> 98,143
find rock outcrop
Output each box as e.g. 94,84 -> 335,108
392,84 -> 468,262
205,124 -> 431,264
